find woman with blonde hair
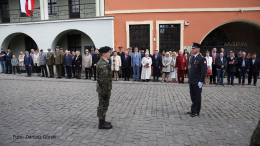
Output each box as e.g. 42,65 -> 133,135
18,51 -> 25,73
205,51 -> 212,85
170,52 -> 177,82
33,50 -> 41,76
162,52 -> 172,83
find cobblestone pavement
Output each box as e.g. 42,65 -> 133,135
0,73 -> 259,146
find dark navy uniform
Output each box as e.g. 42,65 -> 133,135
188,43 -> 207,117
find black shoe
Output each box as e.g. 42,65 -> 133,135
191,113 -> 199,117
231,84 -> 234,86
99,122 -> 113,129
217,83 -> 219,86
227,83 -> 229,85
41,76 -> 44,77
248,83 -> 251,85
56,77 -> 59,79
93,79 -> 96,81
124,79 -> 126,81
222,84 -> 225,86
85,78 -> 88,79
66,77 -> 69,79
254,84 -> 257,86
186,111 -> 194,115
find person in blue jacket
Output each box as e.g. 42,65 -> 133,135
63,50 -> 72,79
24,51 -> 32,77
0,48 -> 6,73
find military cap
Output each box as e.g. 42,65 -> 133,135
192,42 -> 201,49
99,46 -> 111,53
47,48 -> 51,51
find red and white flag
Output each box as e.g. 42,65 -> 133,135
20,0 -> 35,17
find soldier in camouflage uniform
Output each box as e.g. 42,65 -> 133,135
250,119 -> 260,146
46,48 -> 54,78
54,46 -> 62,79
60,48 -> 65,76
96,46 -> 113,129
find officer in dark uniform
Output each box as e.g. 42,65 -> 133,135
96,46 -> 113,129
187,43 -> 207,117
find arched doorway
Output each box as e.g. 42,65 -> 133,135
201,21 -> 260,56
1,33 -> 38,57
51,29 -> 95,54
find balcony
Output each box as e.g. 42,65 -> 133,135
0,0 -> 102,23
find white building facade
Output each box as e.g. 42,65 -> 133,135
0,0 -> 114,57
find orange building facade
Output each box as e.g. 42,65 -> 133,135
105,0 -> 260,55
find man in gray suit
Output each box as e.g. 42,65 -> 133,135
40,49 -> 48,77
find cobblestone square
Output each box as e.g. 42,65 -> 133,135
0,73 -> 259,146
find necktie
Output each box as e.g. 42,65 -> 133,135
213,53 -> 215,63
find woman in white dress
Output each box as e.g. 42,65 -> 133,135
205,51 -> 212,85
33,50 -> 41,76
170,51 -> 177,82
18,51 -> 25,73
141,53 -> 152,82
110,51 -> 121,81
162,52 -> 172,83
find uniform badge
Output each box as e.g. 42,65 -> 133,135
204,61 -> 206,64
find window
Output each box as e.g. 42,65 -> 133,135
48,0 -> 57,15
0,0 -> 10,23
129,25 -> 150,51
68,34 -> 81,53
159,24 -> 180,52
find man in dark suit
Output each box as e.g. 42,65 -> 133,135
63,50 -> 72,79
209,48 -> 219,84
92,49 -> 100,81
24,51 -> 32,77
152,49 -> 161,82
117,47 -> 124,78
220,48 -> 227,58
5,49 -> 13,74
216,52 -> 227,86
227,51 -> 238,85
248,53 -> 260,86
187,43 -> 207,117
238,52 -> 250,86
121,51 -> 131,81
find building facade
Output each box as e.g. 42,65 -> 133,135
0,0 -> 114,57
105,0 -> 260,55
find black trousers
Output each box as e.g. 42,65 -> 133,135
5,60 -> 12,73
189,84 -> 202,114
72,65 -> 75,77
31,61 -> 35,73
85,68 -> 92,79
248,72 -> 258,85
65,66 -> 72,78
41,65 -> 48,77
210,64 -> 217,82
92,65 -> 97,79
153,66 -> 160,80
35,64 -> 41,73
123,67 -> 130,80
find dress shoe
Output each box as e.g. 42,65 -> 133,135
227,83 -> 230,85
191,113 -> 199,117
186,111 -> 194,115
93,79 -> 96,81
137,80 -> 140,82
157,80 -> 159,82
222,84 -> 225,86
209,82 -> 212,84
124,79 -> 126,81
254,84 -> 257,86
231,84 -> 234,86
133,80 -> 136,82
127,79 -> 130,81
248,83 -> 251,85
153,80 -> 156,82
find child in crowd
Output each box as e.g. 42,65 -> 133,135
11,55 -> 21,75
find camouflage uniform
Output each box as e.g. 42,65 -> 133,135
96,58 -> 112,121
250,119 -> 260,146
54,51 -> 62,78
46,52 -> 54,77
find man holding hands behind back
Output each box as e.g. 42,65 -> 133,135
187,43 -> 207,117
96,46 -> 113,129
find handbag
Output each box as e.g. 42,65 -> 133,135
207,69 -> 212,74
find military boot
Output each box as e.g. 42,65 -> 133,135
99,120 -> 113,129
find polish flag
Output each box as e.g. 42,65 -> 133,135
20,0 -> 35,17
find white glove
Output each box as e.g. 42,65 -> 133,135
198,82 -> 203,88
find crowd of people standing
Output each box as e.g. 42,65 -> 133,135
0,46 -> 259,86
